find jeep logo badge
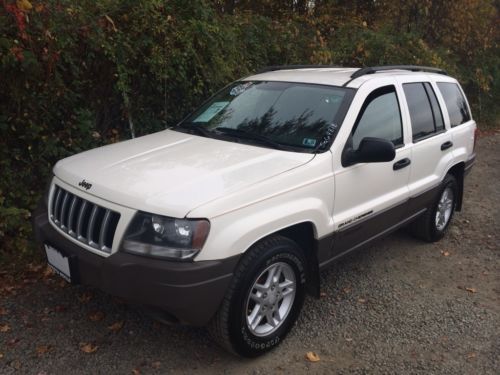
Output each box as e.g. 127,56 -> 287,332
78,179 -> 92,190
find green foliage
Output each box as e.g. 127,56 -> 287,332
0,0 -> 498,263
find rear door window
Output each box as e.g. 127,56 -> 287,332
424,83 -> 444,131
403,82 -> 444,141
437,82 -> 471,127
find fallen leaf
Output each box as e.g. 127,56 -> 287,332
0,352 -> 3,359
27,263 -> 44,273
465,287 -> 477,293
151,361 -> 161,369
358,298 -> 366,303
78,291 -> 93,304
466,352 -> 476,360
57,279 -> 67,288
305,351 -> 320,362
132,368 -> 140,375
42,266 -> 53,279
320,292 -> 327,298
36,345 -> 52,356
0,324 -> 10,333
88,311 -> 105,322
441,251 -> 450,257
80,342 -> 98,354
108,321 -> 124,332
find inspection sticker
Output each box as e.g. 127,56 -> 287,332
302,138 -> 317,147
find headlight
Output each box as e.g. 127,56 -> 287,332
122,212 -> 210,260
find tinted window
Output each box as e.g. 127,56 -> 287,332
404,83 -> 436,141
437,82 -> 471,127
424,83 -> 444,131
351,86 -> 403,150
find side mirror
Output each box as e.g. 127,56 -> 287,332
342,137 -> 396,167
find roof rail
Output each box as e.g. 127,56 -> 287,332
258,65 -> 342,73
350,65 -> 448,79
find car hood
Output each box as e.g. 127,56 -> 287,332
53,129 -> 314,218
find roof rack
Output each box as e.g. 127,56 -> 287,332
350,65 -> 447,79
257,65 -> 342,73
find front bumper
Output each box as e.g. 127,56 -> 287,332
32,201 -> 239,326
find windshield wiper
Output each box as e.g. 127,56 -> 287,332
214,127 -> 287,150
176,124 -> 213,137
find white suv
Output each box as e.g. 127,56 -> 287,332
33,65 -> 476,357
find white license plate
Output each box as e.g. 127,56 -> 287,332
45,244 -> 71,282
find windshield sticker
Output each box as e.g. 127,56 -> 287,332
302,138 -> 317,147
193,101 -> 230,123
230,82 -> 253,96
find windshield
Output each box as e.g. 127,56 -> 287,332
177,81 -> 352,152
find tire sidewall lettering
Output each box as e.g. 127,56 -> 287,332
235,248 -> 306,354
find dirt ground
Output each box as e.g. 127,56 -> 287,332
1,133 -> 499,374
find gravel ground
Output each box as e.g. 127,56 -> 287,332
1,133 -> 499,374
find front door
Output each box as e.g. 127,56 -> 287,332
330,82 -> 411,260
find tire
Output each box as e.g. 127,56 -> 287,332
410,174 -> 458,242
208,235 -> 307,357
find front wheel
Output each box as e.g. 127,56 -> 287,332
208,235 -> 307,357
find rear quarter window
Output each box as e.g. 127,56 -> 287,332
437,82 -> 471,127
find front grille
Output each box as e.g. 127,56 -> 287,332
49,185 -> 120,253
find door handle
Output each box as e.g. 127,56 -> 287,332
441,141 -> 453,151
393,158 -> 411,170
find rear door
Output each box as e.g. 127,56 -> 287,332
398,77 -> 455,215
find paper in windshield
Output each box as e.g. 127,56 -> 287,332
193,101 -> 229,123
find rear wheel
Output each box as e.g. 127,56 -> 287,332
208,235 -> 307,357
411,174 -> 458,242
